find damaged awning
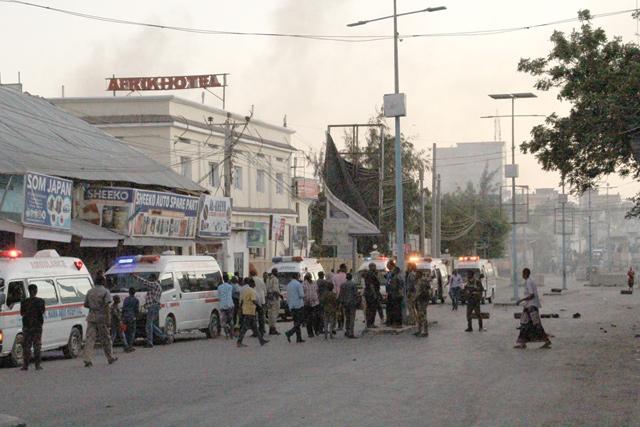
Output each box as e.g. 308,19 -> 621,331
71,220 -> 123,248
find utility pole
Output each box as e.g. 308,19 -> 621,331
223,112 -> 233,198
379,128 -> 385,228
560,187 -> 566,290
436,174 -> 441,256
588,190 -> 593,281
606,183 -> 612,272
419,166 -> 425,255
431,143 -> 437,256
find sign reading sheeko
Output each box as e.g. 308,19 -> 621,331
106,74 -> 226,91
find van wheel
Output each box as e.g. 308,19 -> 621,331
164,316 -> 176,344
62,327 -> 82,359
205,312 -> 220,339
10,334 -> 24,367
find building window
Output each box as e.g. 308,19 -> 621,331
233,166 -> 243,190
257,170 -> 266,193
180,156 -> 192,179
276,173 -> 284,195
209,162 -> 220,187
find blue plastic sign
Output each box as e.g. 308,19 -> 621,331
22,172 -> 72,230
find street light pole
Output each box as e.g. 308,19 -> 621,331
488,92 -> 537,301
392,0 -> 405,274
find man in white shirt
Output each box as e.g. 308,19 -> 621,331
251,269 -> 267,336
448,270 -> 463,311
515,268 -> 551,349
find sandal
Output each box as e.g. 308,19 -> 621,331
513,344 -> 526,349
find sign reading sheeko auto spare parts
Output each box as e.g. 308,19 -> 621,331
106,74 -> 227,91
131,190 -> 199,239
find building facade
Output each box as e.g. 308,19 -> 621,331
52,96 -> 311,274
436,141 -> 505,195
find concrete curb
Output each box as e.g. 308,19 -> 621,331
0,414 -> 26,427
360,321 -> 438,337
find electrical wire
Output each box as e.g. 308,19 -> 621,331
1,1 -> 635,42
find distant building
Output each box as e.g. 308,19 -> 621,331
529,188 -> 559,210
436,141 -> 505,194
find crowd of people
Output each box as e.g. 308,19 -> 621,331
17,261 -> 553,370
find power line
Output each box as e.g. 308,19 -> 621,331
1,1 -> 635,42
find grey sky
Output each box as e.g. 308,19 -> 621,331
2,0 -> 639,199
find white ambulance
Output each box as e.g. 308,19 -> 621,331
105,253 -> 223,343
0,249 -> 92,367
455,256 -> 498,303
268,256 -> 325,318
409,256 -> 450,304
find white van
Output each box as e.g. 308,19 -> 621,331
268,257 -> 325,318
0,249 -> 92,367
409,256 -> 450,304
455,256 -> 497,303
105,253 -> 223,343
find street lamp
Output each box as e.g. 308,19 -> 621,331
488,92 -> 536,301
347,2 -> 446,282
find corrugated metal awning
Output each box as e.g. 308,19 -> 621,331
71,220 -> 123,248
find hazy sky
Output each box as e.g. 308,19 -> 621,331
2,0 -> 640,200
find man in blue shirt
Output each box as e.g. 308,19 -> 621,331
218,274 -> 235,339
285,272 -> 305,343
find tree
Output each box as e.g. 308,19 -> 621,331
518,10 -> 640,215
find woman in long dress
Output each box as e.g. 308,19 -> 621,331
514,268 -> 551,349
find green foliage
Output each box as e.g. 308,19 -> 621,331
440,166 -> 510,258
518,9 -> 640,215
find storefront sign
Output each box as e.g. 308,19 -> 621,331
23,172 -> 72,230
80,186 -> 134,235
270,214 -> 286,241
131,190 -> 199,239
291,225 -> 308,250
106,74 -> 226,92
198,196 -> 231,239
294,178 -> 320,200
245,221 -> 267,248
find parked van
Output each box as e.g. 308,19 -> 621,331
268,257 -> 325,318
409,256 -> 449,304
105,253 -> 223,343
0,249 -> 92,367
455,256 -> 497,303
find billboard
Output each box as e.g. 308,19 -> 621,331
246,221 -> 267,248
22,172 -> 72,231
131,190 -> 199,239
270,214 -> 286,241
198,196 -> 232,239
80,186 -> 134,235
107,74 -> 226,91
293,178 -> 320,200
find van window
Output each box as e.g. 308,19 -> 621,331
29,279 -> 58,306
160,273 -> 174,291
57,277 -> 92,304
204,272 -> 222,290
178,272 -> 193,293
6,281 -> 25,307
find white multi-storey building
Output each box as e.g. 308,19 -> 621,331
436,141 -> 505,195
52,95 -> 311,275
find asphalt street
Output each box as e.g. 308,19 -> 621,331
1,276 -> 639,427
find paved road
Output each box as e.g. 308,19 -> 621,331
1,277 -> 639,426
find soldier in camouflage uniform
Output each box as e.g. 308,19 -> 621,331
405,263 -> 418,325
413,271 -> 432,337
464,271 -> 485,332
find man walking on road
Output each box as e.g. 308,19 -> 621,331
218,274 -> 235,339
515,268 -> 551,349
332,264 -> 347,331
316,271 -> 331,334
464,271 -> 484,332
266,268 -> 281,335
448,270 -> 463,311
237,279 -> 268,347
83,273 -> 117,367
122,287 -> 139,350
285,272 -> 305,343
137,273 -> 169,347
20,284 -> 45,371
251,269 -> 267,336
320,281 -> 338,339
339,273 -> 360,338
627,267 -> 635,291
363,263 -> 382,328
303,273 -> 320,338
414,271 -> 432,337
